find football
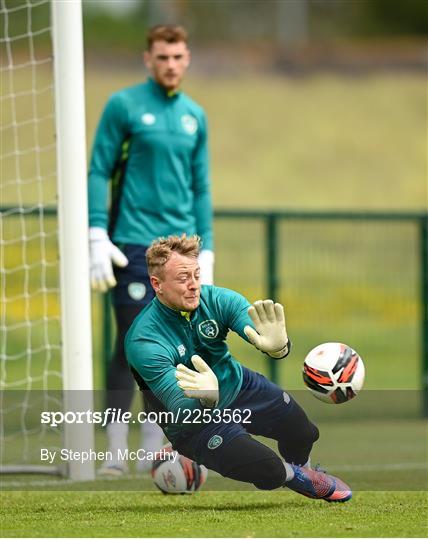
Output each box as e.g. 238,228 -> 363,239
151,444 -> 208,494
302,342 -> 365,404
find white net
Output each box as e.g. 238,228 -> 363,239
1,0 -> 62,472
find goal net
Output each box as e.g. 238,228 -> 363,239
1,0 -> 94,479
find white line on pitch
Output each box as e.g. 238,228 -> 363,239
1,463 -> 426,488
330,462 -> 427,472
0,472 -> 151,488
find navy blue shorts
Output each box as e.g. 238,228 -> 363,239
112,244 -> 155,307
172,367 -> 301,474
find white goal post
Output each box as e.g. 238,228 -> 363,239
1,0 -> 94,480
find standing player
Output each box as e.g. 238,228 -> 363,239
125,235 -> 352,501
88,25 -> 214,475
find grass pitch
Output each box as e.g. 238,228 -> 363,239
2,417 -> 427,536
1,489 -> 426,538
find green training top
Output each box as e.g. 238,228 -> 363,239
88,78 -> 213,250
125,285 -> 254,440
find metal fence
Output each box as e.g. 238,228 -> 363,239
102,209 -> 428,415
2,206 -> 427,414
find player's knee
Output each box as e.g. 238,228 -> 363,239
220,435 -> 287,491
310,421 -> 319,442
306,421 -> 319,447
253,455 -> 287,490
282,419 -> 319,448
299,420 -> 319,445
278,420 -> 319,465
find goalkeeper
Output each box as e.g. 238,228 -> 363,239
88,25 -> 214,475
125,235 -> 352,501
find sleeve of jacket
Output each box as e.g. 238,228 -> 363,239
191,111 -> 214,251
215,286 -> 255,342
126,338 -> 202,416
88,93 -> 129,230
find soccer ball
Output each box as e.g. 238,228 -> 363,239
302,342 -> 365,404
151,444 -> 208,494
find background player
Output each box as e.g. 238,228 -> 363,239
88,25 -> 214,475
125,235 -> 352,501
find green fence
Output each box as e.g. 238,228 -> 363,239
2,206 -> 427,413
102,209 -> 428,414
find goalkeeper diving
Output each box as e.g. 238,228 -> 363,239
125,234 -> 352,501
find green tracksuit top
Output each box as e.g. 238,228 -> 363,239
88,78 -> 213,250
125,285 -> 253,440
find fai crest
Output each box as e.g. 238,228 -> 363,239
181,114 -> 198,135
207,435 -> 223,450
199,319 -> 219,339
128,282 -> 146,301
141,113 -> 156,125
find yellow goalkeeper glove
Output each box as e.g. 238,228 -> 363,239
244,299 -> 290,359
176,355 -> 219,408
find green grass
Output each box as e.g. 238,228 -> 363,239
1,416 -> 428,535
3,417 -> 426,489
85,71 -> 427,212
1,489 -> 427,537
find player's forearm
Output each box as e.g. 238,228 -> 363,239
193,190 -> 214,251
88,173 -> 110,229
163,387 -> 207,418
142,368 -> 207,418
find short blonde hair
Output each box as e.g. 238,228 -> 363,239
146,234 -> 200,278
147,25 -> 188,51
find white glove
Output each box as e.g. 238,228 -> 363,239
198,249 -> 214,285
89,227 -> 128,292
244,299 -> 290,359
175,354 -> 219,408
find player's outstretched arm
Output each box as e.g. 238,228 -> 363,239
175,355 -> 219,408
89,227 -> 128,292
244,300 -> 291,359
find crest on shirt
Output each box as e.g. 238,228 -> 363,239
177,344 -> 186,357
207,435 -> 223,450
198,319 -> 219,339
128,282 -> 146,301
141,113 -> 156,125
181,114 -> 198,135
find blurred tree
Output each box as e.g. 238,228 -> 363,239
362,0 -> 428,35
4,0 -> 425,54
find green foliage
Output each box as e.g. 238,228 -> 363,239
79,0 -> 428,50
309,0 -> 428,39
359,0 -> 428,36
82,11 -> 149,52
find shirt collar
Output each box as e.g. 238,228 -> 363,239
154,297 -> 195,321
147,77 -> 181,99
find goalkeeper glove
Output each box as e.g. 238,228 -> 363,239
244,299 -> 290,359
198,249 -> 214,285
89,227 -> 128,292
176,354 -> 219,408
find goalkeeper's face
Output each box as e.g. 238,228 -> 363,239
144,40 -> 190,91
151,252 -> 201,312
